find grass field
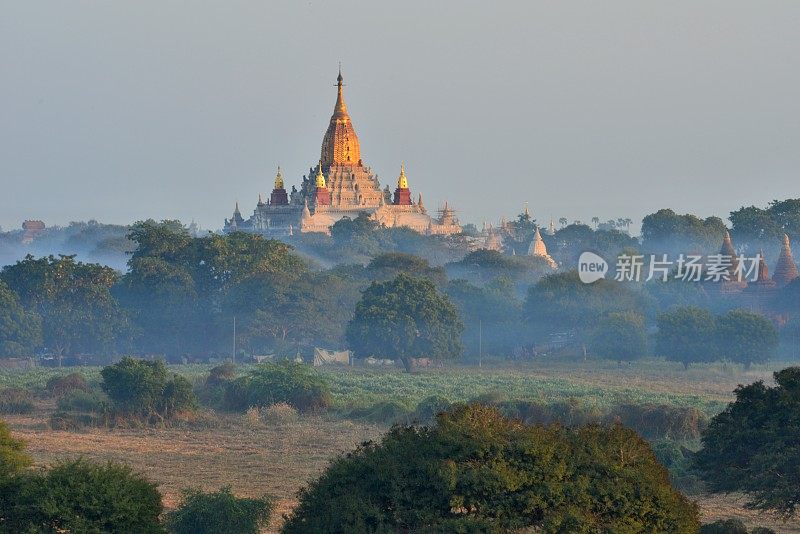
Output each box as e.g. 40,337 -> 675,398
3,357 -> 799,532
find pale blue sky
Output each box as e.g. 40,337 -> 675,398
1,1 -> 798,233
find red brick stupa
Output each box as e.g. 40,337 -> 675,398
270,167 -> 289,205
393,163 -> 412,206
313,161 -> 330,206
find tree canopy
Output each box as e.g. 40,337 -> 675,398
346,274 -> 463,371
695,367 -> 800,517
283,404 -> 699,533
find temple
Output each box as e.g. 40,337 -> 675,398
224,70 -> 461,237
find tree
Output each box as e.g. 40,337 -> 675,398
716,309 -> 778,368
2,459 -> 164,533
346,274 -> 463,372
366,253 -> 446,285
589,311 -> 647,364
525,271 -> 651,340
0,280 -> 41,357
641,209 -> 727,255
695,367 -> 800,517
283,404 -> 699,533
166,486 -> 274,534
0,255 -> 131,361
655,306 -> 718,368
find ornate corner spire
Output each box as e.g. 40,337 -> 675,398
397,162 -> 408,189
315,160 -> 327,188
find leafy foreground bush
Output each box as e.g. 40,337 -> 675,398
224,361 -> 331,413
283,404 -> 699,533
0,459 -> 164,533
166,486 -> 274,534
695,367 -> 800,517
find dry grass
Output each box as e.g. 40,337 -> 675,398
7,410 -> 379,532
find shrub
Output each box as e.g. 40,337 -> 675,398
56,389 -> 109,414
263,402 -> 299,425
700,519 -> 748,534
224,362 -> 331,413
608,403 -> 708,440
162,375 -> 197,417
283,404 -> 700,533
2,459 -> 163,533
206,362 -> 237,387
243,407 -> 261,428
651,440 -> 704,494
100,358 -> 197,420
166,486 -> 273,534
45,373 -> 89,397
101,357 -> 168,416
347,401 -> 411,425
412,395 -> 452,423
0,419 -> 32,478
0,388 -> 35,414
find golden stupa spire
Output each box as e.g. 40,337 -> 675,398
333,64 -> 347,118
397,162 -> 408,189
321,66 -> 361,166
274,166 -> 284,189
315,160 -> 327,188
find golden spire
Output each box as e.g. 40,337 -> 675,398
333,66 -> 347,118
315,160 -> 327,188
397,162 -> 408,189
274,166 -> 284,189
321,67 -> 361,167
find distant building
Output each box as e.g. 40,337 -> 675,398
21,220 -> 45,244
224,70 -> 461,237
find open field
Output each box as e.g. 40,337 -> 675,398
3,358 -> 800,532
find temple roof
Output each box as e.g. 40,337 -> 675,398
321,69 -> 361,167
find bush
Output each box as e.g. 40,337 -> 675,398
263,402 -> 299,425
45,373 -> 89,397
166,486 -> 273,534
347,401 -> 411,425
57,389 -> 109,414
2,459 -> 163,533
700,519 -> 748,534
100,358 -> 198,420
283,404 -> 700,533
608,403 -> 708,440
651,440 -> 704,494
224,362 -> 331,413
412,395 -> 452,424
0,419 -> 32,478
0,388 -> 35,414
206,362 -> 237,387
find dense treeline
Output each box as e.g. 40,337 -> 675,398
1,198 -> 799,365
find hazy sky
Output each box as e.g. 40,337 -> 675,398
2,1 -> 798,233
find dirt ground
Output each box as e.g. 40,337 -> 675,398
7,409 -> 799,533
